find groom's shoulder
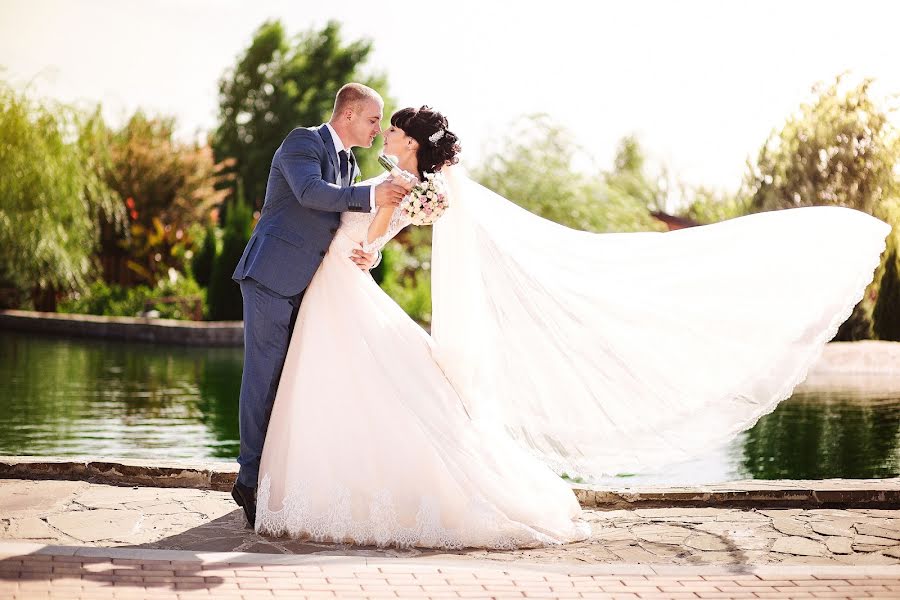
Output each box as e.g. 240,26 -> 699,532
275,127 -> 321,158
286,125 -> 323,142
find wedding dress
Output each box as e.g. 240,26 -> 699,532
257,169 -> 889,549
256,174 -> 590,549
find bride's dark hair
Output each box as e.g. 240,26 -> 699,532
390,106 -> 461,179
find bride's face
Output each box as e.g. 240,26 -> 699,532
382,125 -> 418,160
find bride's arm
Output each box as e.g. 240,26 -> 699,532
366,207 -> 395,246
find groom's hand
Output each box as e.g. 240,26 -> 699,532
389,173 -> 417,192
351,245 -> 378,270
374,180 -> 407,208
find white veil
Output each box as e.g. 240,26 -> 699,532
431,167 -> 890,479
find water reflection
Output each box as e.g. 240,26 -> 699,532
1,331 -> 898,482
0,331 -> 241,460
741,387 -> 900,480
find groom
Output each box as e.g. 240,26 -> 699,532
230,83 -> 409,527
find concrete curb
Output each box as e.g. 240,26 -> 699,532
2,456 -> 898,509
0,456 -> 237,492
0,309 -> 242,346
580,485 -> 900,509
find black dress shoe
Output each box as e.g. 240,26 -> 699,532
231,481 -> 257,528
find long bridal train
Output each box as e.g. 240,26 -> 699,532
431,168 -> 891,480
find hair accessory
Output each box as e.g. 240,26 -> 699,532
428,129 -> 445,144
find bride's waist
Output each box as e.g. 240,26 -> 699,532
329,229 -> 363,255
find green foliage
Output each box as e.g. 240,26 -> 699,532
833,302 -> 874,342
745,76 -> 900,216
207,183 -> 253,320
378,228 -> 434,327
59,275 -> 204,321
0,82 -> 120,308
212,20 -> 394,208
191,222 -> 218,288
742,75 -> 900,341
605,135 -> 670,214
369,248 -> 387,285
472,114 -> 598,230
78,108 -> 127,237
103,111 -> 228,286
679,186 -> 749,224
873,245 -> 900,341
471,115 -> 664,233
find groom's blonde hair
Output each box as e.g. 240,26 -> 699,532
332,83 -> 382,118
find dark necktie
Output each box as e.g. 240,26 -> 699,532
339,149 -> 350,187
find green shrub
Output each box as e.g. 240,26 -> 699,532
873,247 -> 900,341
191,223 -> 218,288
0,83 -> 120,309
833,301 -> 874,342
207,184 -> 253,320
379,234 -> 432,327
59,275 -> 205,321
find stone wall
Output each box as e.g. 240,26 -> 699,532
2,457 -> 898,509
0,310 -> 242,346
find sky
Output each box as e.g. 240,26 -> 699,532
2,0 -> 899,193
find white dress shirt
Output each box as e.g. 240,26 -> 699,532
325,123 -> 376,212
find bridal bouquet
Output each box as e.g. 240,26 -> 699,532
379,154 -> 450,226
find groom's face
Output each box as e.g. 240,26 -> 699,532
348,99 -> 384,148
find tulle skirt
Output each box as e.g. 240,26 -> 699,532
256,230 -> 590,549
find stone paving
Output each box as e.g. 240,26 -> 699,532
2,480 -> 899,567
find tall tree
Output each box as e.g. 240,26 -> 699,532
605,135 -> 671,215
745,76 -> 899,216
743,75 -> 900,341
0,83 -> 120,310
472,114 -> 663,233
212,20 -> 393,208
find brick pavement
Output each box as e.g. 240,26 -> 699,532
1,543 -> 899,600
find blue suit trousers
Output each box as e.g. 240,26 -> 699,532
236,278 -> 302,488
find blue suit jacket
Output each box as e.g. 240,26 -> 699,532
232,125 -> 372,297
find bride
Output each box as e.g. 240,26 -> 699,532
255,106 -> 891,549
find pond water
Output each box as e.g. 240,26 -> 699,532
1,330 -> 898,484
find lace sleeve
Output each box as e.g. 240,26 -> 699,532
361,207 -> 412,254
